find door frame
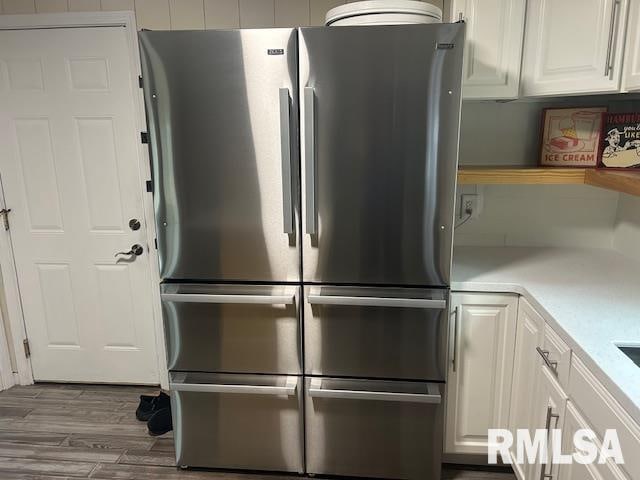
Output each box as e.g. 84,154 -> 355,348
0,11 -> 168,389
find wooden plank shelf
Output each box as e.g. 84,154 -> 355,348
457,166 -> 640,196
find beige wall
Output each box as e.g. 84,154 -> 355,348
613,194 -> 640,260
0,0 -> 445,28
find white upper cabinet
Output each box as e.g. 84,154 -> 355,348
445,293 -> 518,455
452,0 -> 526,99
521,0 -> 629,96
623,0 -> 640,91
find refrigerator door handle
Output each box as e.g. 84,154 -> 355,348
308,378 -> 441,404
279,88 -> 294,235
171,375 -> 298,396
304,86 -> 317,235
161,292 -> 295,305
307,294 -> 446,309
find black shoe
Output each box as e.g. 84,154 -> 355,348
136,392 -> 170,422
147,405 -> 172,436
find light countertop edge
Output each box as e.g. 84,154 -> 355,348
452,246 -> 640,427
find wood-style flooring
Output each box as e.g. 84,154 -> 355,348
0,383 -> 515,480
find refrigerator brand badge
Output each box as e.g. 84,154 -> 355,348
268,49 -> 285,55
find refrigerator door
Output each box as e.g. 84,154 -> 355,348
305,377 -> 444,479
304,286 -> 448,381
161,284 -> 301,374
299,24 -> 464,286
170,372 -> 304,472
140,30 -> 300,282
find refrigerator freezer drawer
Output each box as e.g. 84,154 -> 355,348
170,372 -> 304,473
162,284 -> 301,374
304,286 -> 448,381
305,377 -> 444,479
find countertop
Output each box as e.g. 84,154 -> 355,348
452,246 -> 640,425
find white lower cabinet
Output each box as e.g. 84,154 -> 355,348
557,402 -> 627,480
507,297 -> 544,479
445,293 -> 518,455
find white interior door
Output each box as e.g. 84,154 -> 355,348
0,26 -> 159,384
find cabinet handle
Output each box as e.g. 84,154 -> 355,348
536,347 -> 558,377
604,0 -> 621,77
451,306 -> 459,373
540,406 -> 560,480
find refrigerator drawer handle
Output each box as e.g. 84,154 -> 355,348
171,376 -> 297,396
279,88 -> 294,235
307,295 -> 446,309
308,379 -> 441,404
161,293 -> 295,305
304,86 -> 317,235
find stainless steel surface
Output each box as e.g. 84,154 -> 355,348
304,286 -> 448,380
279,88 -> 294,235
299,24 -> 464,286
303,87 -> 316,235
605,0 -> 620,77
451,306 -> 459,373
171,374 -> 297,395
171,372 -> 304,473
308,377 -> 441,403
307,293 -> 446,309
139,29 -> 300,282
305,376 -> 444,479
618,345 -> 640,368
536,347 -> 558,377
161,284 -> 301,374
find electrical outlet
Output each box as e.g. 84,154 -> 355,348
460,194 -> 480,219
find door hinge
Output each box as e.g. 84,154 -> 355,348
138,75 -> 143,88
146,180 -> 153,192
0,208 -> 11,231
23,339 -> 30,358
141,132 -> 149,144
154,238 -> 158,250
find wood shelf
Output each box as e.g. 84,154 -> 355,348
457,166 -> 640,196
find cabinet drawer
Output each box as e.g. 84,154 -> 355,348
161,284 -> 301,374
569,356 -> 640,479
305,377 -> 443,479
170,372 -> 304,473
541,323 -> 571,388
304,286 -> 448,380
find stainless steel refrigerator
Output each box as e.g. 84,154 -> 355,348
140,22 -> 464,480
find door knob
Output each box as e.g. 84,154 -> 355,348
114,244 -> 144,258
129,218 -> 141,231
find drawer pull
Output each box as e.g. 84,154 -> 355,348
162,293 -> 295,305
307,295 -> 446,309
170,376 -> 297,396
536,347 -> 558,376
308,379 -> 441,404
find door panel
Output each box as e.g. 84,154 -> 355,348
139,29 -> 300,282
0,27 -> 158,383
303,285 -> 448,381
170,372 -> 304,473
522,0 -> 627,96
161,284 -> 301,374
305,377 -> 444,479
299,24 -> 464,286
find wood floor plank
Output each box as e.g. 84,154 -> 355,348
90,463 -> 295,479
0,431 -> 68,447
0,457 -> 96,477
25,411 -> 128,425
118,448 -> 175,467
0,441 -> 123,463
62,433 -> 155,451
0,387 -> 42,399
0,396 -> 129,412
151,437 -> 175,453
0,407 -> 32,419
0,418 -> 149,437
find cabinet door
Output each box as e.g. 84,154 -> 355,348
521,0 -> 628,96
445,293 -> 518,455
526,366 -> 568,480
452,0 -> 526,99
508,298 -> 544,479
623,0 -> 640,90
557,402 -> 627,480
